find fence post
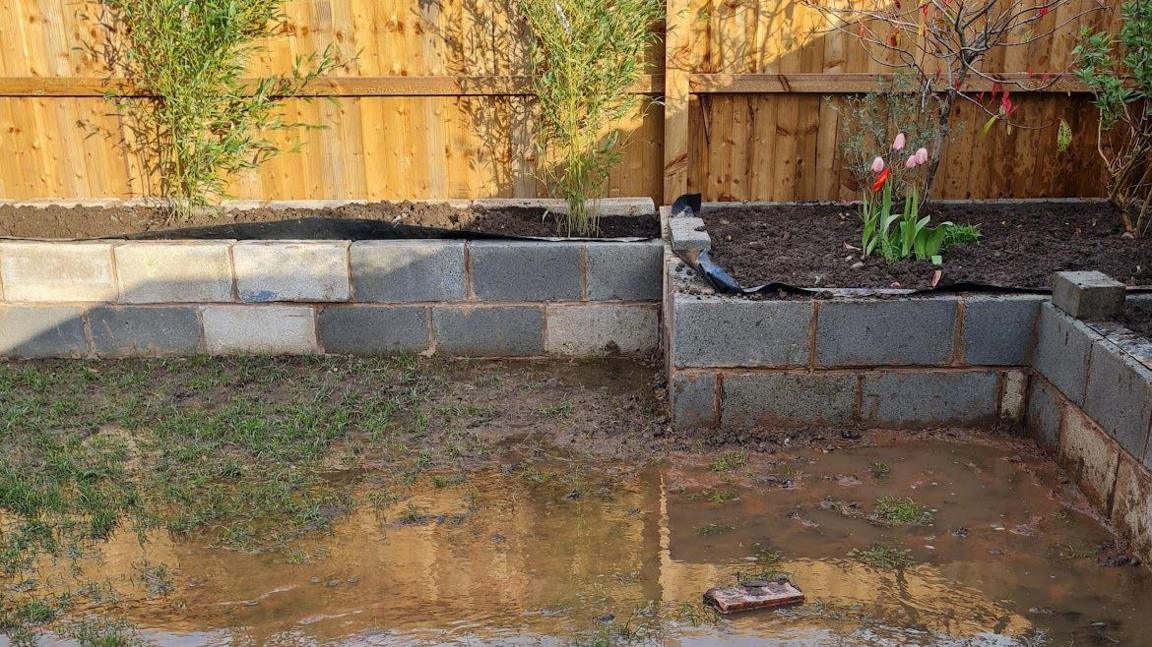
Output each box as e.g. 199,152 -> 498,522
662,0 -> 691,205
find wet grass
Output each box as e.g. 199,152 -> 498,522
707,450 -> 748,473
849,545 -> 914,570
870,496 -> 934,526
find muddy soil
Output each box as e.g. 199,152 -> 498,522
702,201 -> 1151,289
0,202 -> 659,239
1123,298 -> 1152,340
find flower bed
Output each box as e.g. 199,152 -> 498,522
0,199 -> 662,359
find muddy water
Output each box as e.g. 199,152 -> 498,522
19,434 -> 1152,646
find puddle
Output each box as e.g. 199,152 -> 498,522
8,434 -> 1152,646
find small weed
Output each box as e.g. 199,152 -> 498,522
870,496 -> 934,526
1057,542 -> 1098,560
703,488 -> 740,504
849,545 -> 914,570
695,523 -> 735,536
431,473 -> 467,489
674,601 -> 722,627
869,462 -> 891,479
537,402 -> 575,418
520,466 -> 558,485
60,616 -> 149,647
708,451 -> 748,473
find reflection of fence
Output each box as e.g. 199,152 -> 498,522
0,0 -> 1118,203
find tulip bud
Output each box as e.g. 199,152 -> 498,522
871,156 -> 885,173
905,154 -> 919,169
916,147 -> 929,164
892,132 -> 906,151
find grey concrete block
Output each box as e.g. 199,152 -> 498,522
669,217 -> 710,252
671,296 -> 812,368
1084,341 -> 1152,465
318,306 -> 430,355
233,241 -> 350,303
861,371 -> 1000,427
670,371 -> 717,429
1033,303 -> 1101,405
432,306 -> 544,356
89,306 -> 201,357
545,304 -> 658,356
1052,271 -> 1126,320
351,241 -> 466,302
0,306 -> 88,358
1027,377 -> 1064,448
586,241 -> 663,301
0,241 -> 116,302
470,242 -> 582,302
201,305 -> 318,355
816,299 -> 957,367
115,242 -> 234,303
962,295 -> 1043,365
721,372 -> 857,429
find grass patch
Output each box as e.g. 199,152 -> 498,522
849,545 -> 914,570
708,451 -> 748,473
695,522 -> 735,536
870,496 -> 934,526
869,462 -> 891,479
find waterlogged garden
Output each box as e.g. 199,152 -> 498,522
4,0 -> 1152,645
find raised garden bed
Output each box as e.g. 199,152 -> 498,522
701,201 -> 1151,290
0,198 -> 662,360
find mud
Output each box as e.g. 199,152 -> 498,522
18,431 -> 1152,646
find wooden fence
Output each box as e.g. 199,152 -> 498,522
0,0 -> 1122,203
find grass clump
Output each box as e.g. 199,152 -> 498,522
870,496 -> 934,527
97,0 -> 339,219
849,545 -> 914,570
708,450 -> 748,473
519,0 -> 662,236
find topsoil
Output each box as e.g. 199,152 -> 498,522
702,201 -> 1151,290
0,201 -> 659,240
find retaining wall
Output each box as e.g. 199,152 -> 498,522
0,204 -> 663,359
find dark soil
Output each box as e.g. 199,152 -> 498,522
0,201 -> 658,239
1122,299 -> 1152,339
702,201 -> 1151,290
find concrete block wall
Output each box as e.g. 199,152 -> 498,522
665,254 -> 1042,431
0,238 -> 662,358
1027,301 -> 1152,563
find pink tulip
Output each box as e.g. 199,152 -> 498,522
892,132 -> 906,151
871,156 -> 885,173
905,154 -> 919,169
915,147 -> 929,164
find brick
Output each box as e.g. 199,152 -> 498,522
586,241 -> 663,301
89,306 -> 201,357
1111,454 -> 1152,566
350,240 -> 466,302
432,306 -> 544,356
1033,303 -> 1101,405
233,241 -> 350,303
0,241 -> 116,302
1052,270 -> 1126,320
1027,377 -> 1064,448
317,306 -> 430,355
721,372 -> 857,429
201,305 -> 318,354
1084,340 -> 1152,465
470,241 -> 582,302
670,371 -> 717,430
1059,405 -> 1120,509
671,296 -> 811,368
1000,369 -> 1028,420
816,299 -> 956,367
115,242 -> 233,303
861,371 -> 999,428
546,304 -> 657,356
0,306 -> 88,358
669,217 -> 710,252
962,295 -> 1042,365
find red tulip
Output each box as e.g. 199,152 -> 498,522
871,168 -> 891,192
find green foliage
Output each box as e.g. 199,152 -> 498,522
870,496 -> 934,526
860,185 -> 980,265
1075,0 -> 1152,236
519,0 -> 662,236
849,544 -> 913,570
100,0 -> 338,219
707,450 -> 748,473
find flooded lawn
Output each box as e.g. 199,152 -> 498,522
1,358 -> 1149,646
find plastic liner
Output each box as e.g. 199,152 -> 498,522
670,194 -> 1151,297
94,217 -> 652,243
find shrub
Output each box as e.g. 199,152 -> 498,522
1075,0 -> 1152,237
99,0 -> 338,219
518,0 -> 662,236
